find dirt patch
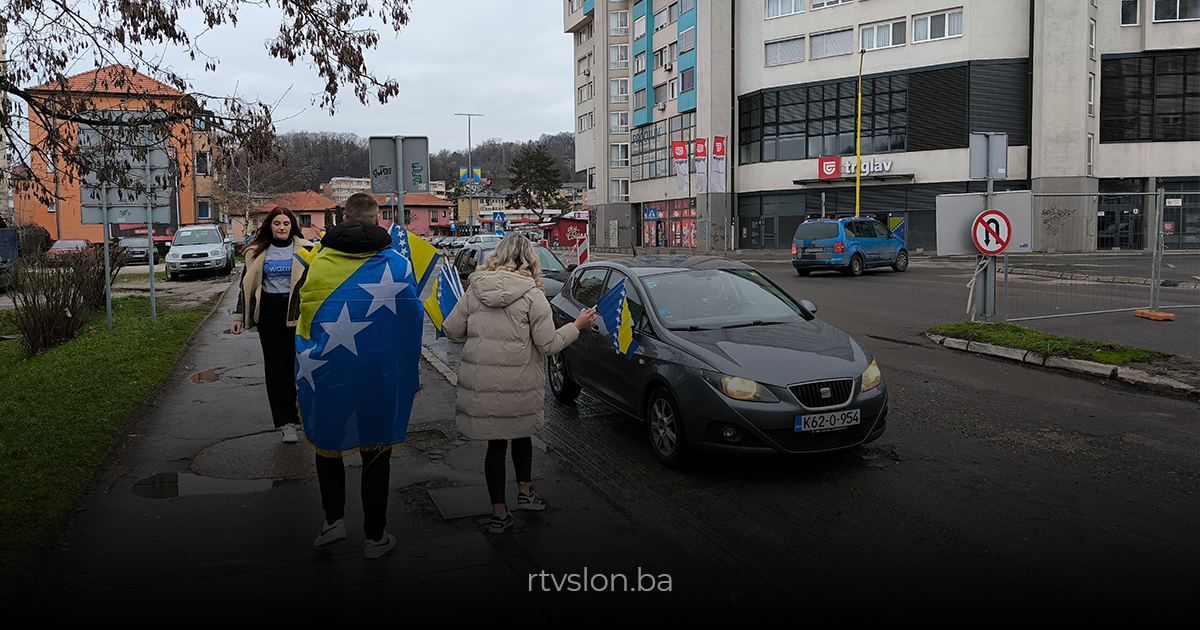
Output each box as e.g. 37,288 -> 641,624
404,429 -> 452,452
1123,354 -> 1200,389
394,478 -> 456,517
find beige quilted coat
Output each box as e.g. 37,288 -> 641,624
442,270 -> 580,440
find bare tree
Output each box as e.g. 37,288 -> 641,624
224,146 -> 303,240
0,0 -> 412,206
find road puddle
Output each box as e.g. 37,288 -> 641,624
131,472 -> 273,499
191,369 -> 221,383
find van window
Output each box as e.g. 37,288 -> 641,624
795,222 -> 840,240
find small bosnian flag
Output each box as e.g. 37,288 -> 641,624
595,278 -> 639,360
423,261 -> 464,338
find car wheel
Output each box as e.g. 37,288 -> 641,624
167,271 -> 178,281
221,258 -> 234,276
547,353 -> 581,403
892,251 -> 909,272
647,388 -> 688,468
796,269 -> 811,276
843,254 -> 864,277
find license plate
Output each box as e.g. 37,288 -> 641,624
795,409 -> 860,433
804,247 -> 824,254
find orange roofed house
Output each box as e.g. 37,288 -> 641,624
12,65 -> 225,243
246,191 -> 341,241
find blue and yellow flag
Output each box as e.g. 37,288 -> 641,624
423,261 -> 465,338
295,246 -> 422,456
388,223 -> 440,296
595,278 -> 640,359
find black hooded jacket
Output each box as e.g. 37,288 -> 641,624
286,221 -> 393,322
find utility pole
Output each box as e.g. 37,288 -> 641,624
455,113 -> 482,234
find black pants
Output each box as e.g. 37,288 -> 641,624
257,292 -> 298,429
315,450 -> 393,540
485,438 -> 533,506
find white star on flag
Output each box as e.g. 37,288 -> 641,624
296,347 -> 327,391
320,304 -> 371,356
359,263 -> 410,316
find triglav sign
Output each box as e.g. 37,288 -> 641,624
842,158 -> 892,175
817,156 -> 893,179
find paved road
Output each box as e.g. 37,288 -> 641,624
428,257 -> 1200,608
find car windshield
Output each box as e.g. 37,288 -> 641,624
51,240 -> 87,249
173,229 -> 222,246
643,268 -> 806,329
795,222 -> 840,240
120,238 -> 149,247
479,245 -> 566,273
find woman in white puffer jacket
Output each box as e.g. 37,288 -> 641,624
443,235 -> 595,534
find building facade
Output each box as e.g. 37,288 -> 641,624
568,0 -> 1199,253
321,176 -> 372,203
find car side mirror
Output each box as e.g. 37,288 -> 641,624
800,299 -> 818,314
567,264 -> 578,272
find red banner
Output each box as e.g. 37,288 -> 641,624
694,138 -> 708,194
671,141 -> 689,192
711,136 -> 727,193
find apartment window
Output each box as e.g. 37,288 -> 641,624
914,9 -> 963,42
810,28 -> 854,59
862,20 -> 906,51
654,82 -> 669,103
578,84 -> 591,103
1087,133 -> 1094,175
654,46 -> 667,68
680,27 -> 695,54
812,0 -> 852,8
765,36 -> 805,66
569,0 -> 582,12
681,67 -> 695,93
611,111 -> 630,133
1088,73 -> 1096,116
610,10 -> 630,36
578,56 -> 589,75
631,112 -> 695,181
196,151 -> 210,175
610,44 -> 630,69
198,199 -> 212,220
588,167 -> 596,189
767,0 -> 804,19
1122,1 -> 1140,24
578,24 -> 593,45
610,178 -> 630,202
1089,20 -> 1097,60
634,15 -> 646,40
682,0 -> 695,13
579,114 -> 590,132
634,52 -> 647,74
1154,0 -> 1200,21
610,143 -> 631,167
1100,52 -> 1200,142
635,88 -> 647,110
670,78 -> 679,99
611,78 -> 631,103
669,2 -> 680,23
654,8 -> 668,29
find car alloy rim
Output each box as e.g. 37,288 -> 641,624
898,253 -> 908,270
650,397 -> 676,455
853,257 -> 862,273
549,354 -> 564,391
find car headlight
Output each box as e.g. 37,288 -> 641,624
860,360 -> 882,393
209,248 -> 224,258
701,370 -> 779,403
167,252 -> 181,261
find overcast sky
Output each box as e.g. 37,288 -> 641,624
163,1 -> 574,152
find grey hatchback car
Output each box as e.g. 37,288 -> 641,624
548,257 -> 888,467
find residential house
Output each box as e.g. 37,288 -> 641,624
375,193 -> 455,238
253,190 -> 340,240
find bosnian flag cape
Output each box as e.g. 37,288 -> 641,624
294,243 -> 423,456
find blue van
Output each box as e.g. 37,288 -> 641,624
791,218 -> 908,277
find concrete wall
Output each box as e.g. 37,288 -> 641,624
1030,178 -> 1099,253
1097,142 -> 1200,180
1030,0 -> 1096,181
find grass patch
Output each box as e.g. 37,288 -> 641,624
929,322 -> 1170,365
0,310 -> 15,337
0,295 -> 211,584
113,271 -> 166,284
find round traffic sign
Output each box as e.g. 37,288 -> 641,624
972,210 -> 1011,255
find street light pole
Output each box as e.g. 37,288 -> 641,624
455,113 -> 482,234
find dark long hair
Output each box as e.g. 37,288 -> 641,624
246,207 -> 303,258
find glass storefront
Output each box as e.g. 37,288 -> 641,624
642,198 -> 696,248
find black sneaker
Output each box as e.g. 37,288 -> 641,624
517,490 -> 545,511
488,512 -> 514,534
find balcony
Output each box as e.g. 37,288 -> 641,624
610,26 -> 629,36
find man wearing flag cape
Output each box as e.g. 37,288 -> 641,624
293,193 -> 424,559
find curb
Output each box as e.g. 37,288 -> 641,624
421,345 -> 458,387
925,333 -> 1197,394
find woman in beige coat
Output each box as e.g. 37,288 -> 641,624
443,235 -> 595,534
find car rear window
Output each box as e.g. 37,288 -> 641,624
794,223 -> 839,240
52,240 -> 87,249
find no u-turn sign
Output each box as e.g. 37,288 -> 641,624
973,210 -> 1011,255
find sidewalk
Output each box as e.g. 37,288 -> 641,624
4,281 -> 731,618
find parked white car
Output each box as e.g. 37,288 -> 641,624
165,226 -> 235,280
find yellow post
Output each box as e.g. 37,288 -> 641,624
855,49 -> 864,218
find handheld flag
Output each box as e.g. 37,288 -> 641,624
295,246 -> 422,456
388,222 -> 441,295
423,261 -> 465,338
595,278 -> 640,359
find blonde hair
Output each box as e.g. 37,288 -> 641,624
479,234 -> 544,290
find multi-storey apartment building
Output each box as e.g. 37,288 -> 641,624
568,0 -> 1199,253
321,176 -> 372,203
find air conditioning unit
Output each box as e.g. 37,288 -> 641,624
657,102 -> 667,111
664,61 -> 673,71
583,68 -> 590,76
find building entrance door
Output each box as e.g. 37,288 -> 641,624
761,216 -> 777,250
1097,200 -> 1145,250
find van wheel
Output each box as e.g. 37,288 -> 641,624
892,251 -> 909,272
843,254 -> 864,277
796,269 -> 811,276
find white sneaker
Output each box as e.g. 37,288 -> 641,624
364,532 -> 396,559
313,518 -> 346,547
282,424 -> 298,444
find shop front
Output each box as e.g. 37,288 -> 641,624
641,198 -> 697,249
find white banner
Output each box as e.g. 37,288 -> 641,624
711,136 -> 727,193
694,138 -> 708,194
672,141 -> 689,192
